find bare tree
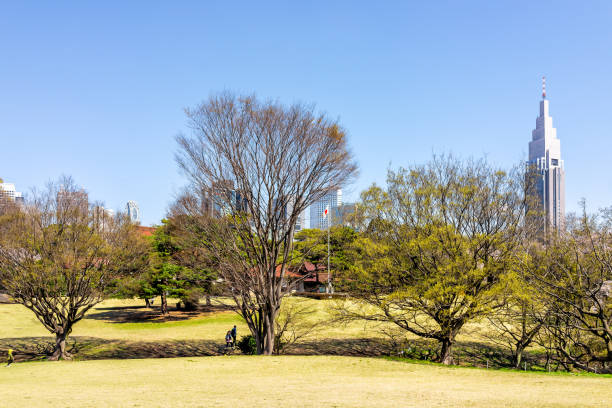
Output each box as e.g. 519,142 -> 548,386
273,300 -> 323,355
532,204 -> 612,373
485,299 -> 546,368
174,92 -> 357,354
0,178 -> 149,360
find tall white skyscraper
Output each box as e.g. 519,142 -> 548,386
528,77 -> 565,231
126,200 -> 140,224
310,189 -> 342,230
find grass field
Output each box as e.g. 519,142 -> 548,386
0,296 -> 550,365
0,298 -> 246,342
1,297 -> 611,407
0,297 -> 400,361
0,296 -> 489,343
0,356 -> 609,408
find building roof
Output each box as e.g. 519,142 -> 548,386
135,226 -> 156,236
274,262 -> 328,283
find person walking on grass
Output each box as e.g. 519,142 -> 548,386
230,325 -> 237,347
225,331 -> 233,350
6,349 -> 14,367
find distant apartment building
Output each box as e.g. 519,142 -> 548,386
310,189 -> 342,230
0,182 -> 23,204
126,201 -> 140,224
93,206 -> 115,230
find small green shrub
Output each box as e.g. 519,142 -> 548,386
237,335 -> 257,355
181,288 -> 203,311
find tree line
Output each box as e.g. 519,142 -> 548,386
0,92 -> 610,374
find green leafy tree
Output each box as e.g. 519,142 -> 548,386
146,219 -> 217,314
485,250 -> 547,369
292,226 -> 358,288
337,155 -> 536,364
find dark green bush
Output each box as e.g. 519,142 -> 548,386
237,335 -> 257,355
181,288 -> 203,311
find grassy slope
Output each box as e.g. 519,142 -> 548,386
0,299 -> 244,342
0,356 -> 609,408
0,297 -> 387,342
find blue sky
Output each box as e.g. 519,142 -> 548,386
1,1 -> 611,226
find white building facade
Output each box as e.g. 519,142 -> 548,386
309,189 -> 342,230
528,78 -> 565,232
126,200 -> 140,224
0,182 -> 23,203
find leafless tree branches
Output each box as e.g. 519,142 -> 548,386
173,92 -> 357,354
0,177 -> 149,360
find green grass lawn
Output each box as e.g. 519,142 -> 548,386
0,355 -> 609,408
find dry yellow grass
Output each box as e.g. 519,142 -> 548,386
0,297 -> 387,342
0,355 -> 609,408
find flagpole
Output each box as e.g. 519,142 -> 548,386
327,212 -> 331,294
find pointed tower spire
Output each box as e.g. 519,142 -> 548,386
529,76 -> 565,233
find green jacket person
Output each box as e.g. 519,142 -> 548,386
7,349 -> 14,366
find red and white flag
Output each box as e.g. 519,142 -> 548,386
323,207 -> 328,217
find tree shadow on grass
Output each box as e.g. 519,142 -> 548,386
286,337 -> 546,370
0,336 -> 228,362
0,334 -> 547,369
85,304 -> 235,323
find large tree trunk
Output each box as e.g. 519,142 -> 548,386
251,306 -> 278,355
439,338 -> 454,365
254,331 -> 263,355
49,332 -> 71,361
161,291 -> 168,315
263,315 -> 275,355
513,347 -> 524,369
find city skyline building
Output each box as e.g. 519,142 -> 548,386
528,77 -> 565,232
200,181 -> 248,218
273,197 -> 306,233
126,200 -> 140,224
0,182 -> 23,204
294,210 -> 306,232
332,203 -> 357,229
310,189 -> 342,230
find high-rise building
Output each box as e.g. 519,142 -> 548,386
333,203 -> 357,229
528,77 -> 565,232
273,197 -> 305,232
294,210 -> 306,232
93,206 -> 115,231
310,189 -> 342,230
0,182 -> 23,204
200,181 -> 248,218
126,201 -> 140,224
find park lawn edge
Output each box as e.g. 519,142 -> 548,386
8,353 -> 612,379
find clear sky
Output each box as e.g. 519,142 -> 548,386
1,1 -> 611,226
